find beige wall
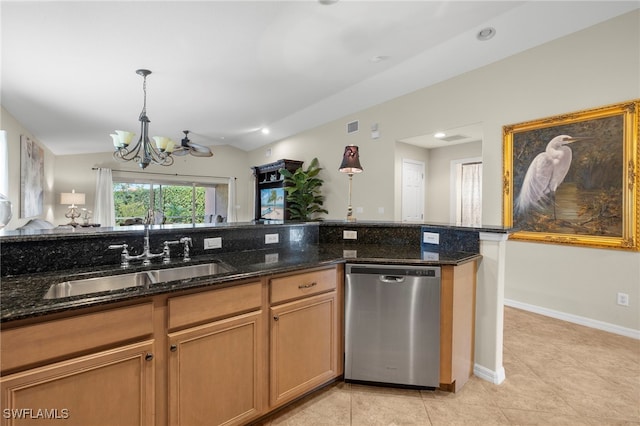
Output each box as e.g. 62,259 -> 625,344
425,141 -> 482,223
0,107 -> 56,228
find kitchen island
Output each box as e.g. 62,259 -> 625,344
0,221 -> 506,425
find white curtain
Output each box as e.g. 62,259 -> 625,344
227,177 -> 237,222
94,168 -> 115,227
461,163 -> 482,227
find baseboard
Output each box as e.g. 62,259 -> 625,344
474,364 -> 505,385
505,298 -> 640,340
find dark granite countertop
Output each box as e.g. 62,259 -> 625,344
0,243 -> 480,323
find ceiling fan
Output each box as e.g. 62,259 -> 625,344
172,130 -> 213,157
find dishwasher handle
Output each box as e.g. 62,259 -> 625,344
379,275 -> 405,283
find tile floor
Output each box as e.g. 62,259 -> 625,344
256,307 -> 640,425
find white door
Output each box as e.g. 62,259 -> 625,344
401,159 -> 424,222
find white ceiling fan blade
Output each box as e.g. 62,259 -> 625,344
172,147 -> 189,156
188,143 -> 213,157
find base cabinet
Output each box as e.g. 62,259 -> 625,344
270,291 -> 338,407
1,340 -> 155,426
0,264 -> 344,425
167,311 -> 264,426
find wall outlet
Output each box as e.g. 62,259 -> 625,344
617,292 -> 629,306
343,230 -> 358,240
423,232 -> 440,244
204,237 -> 222,250
265,233 -> 279,244
342,250 -> 358,258
265,253 -> 279,263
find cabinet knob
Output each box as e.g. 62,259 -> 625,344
273,315 -> 279,321
170,344 -> 178,352
145,353 -> 154,361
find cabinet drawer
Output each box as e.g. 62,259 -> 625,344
168,281 -> 262,330
270,267 -> 337,305
0,302 -> 153,373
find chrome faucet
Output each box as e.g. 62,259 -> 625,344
180,237 -> 192,262
109,227 -> 190,267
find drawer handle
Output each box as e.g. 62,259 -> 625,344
145,353 -> 154,361
298,282 -> 317,289
170,344 -> 178,352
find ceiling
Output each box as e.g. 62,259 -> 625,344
2,1 -> 637,156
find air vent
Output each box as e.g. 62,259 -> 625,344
440,134 -> 468,142
347,120 -> 359,134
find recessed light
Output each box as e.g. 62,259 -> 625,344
434,132 -> 446,139
477,27 -> 496,41
261,128 -> 270,135
318,0 -> 339,5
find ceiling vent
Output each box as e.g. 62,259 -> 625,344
440,134 -> 468,142
347,120 -> 359,134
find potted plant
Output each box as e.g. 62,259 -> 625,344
279,158 -> 328,221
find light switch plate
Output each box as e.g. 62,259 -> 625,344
265,233 -> 279,244
204,237 -> 222,249
423,232 -> 440,244
343,230 -> 358,240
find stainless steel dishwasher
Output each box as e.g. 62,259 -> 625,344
344,263 -> 440,388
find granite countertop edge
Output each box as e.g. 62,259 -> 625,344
1,244 -> 481,323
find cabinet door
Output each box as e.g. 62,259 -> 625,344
168,310 -> 264,426
270,291 -> 338,408
0,340 -> 155,426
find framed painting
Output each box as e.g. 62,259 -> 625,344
503,100 -> 639,250
20,135 -> 44,218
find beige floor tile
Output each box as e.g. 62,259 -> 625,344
268,384 -> 352,426
500,408 -> 601,425
423,400 -> 509,425
351,392 -> 431,425
421,376 -> 497,408
257,307 -> 639,426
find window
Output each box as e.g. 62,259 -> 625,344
113,179 -> 228,226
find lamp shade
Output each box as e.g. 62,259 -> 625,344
60,190 -> 85,206
339,145 -> 363,174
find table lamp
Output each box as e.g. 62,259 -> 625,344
60,190 -> 85,226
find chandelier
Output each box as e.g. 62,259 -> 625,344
111,69 -> 175,169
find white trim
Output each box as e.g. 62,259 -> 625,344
505,299 -> 640,340
479,231 -> 508,242
474,363 -> 505,385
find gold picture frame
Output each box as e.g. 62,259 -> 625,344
503,100 -> 639,251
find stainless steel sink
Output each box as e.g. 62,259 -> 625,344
150,262 -> 233,282
43,271 -> 156,299
43,261 -> 234,299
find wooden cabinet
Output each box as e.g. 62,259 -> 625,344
0,265 -> 344,425
439,261 -> 477,392
0,302 -> 155,426
166,281 -> 265,426
269,266 -> 341,408
251,159 -> 303,221
1,341 -> 155,426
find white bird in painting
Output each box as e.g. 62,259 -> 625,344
515,135 -> 591,217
